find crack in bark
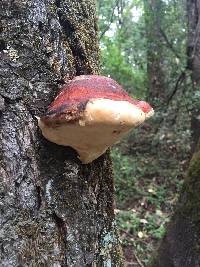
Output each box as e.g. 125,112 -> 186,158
0,93 -> 22,104
57,13 -> 87,60
55,0 -> 61,9
0,39 -> 6,51
35,185 -> 42,211
52,211 -> 68,264
55,5 -> 90,76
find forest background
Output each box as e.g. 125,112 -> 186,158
97,0 -> 200,266
1,0 -> 200,266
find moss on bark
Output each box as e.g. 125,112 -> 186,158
181,143 -> 200,221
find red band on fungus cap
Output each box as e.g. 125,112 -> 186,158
47,75 -> 153,117
136,101 -> 153,114
38,75 -> 154,163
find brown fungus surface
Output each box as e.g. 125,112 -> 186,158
38,75 -> 154,163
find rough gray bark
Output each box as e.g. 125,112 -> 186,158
0,1 -> 123,266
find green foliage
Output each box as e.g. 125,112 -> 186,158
97,0 -> 147,98
101,38 -> 147,98
111,113 -> 190,264
97,0 -> 117,35
111,140 -> 186,265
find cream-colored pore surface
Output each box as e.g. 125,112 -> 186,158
38,98 -> 146,163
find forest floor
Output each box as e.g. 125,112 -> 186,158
112,104 -> 192,266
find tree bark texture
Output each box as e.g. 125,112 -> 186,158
149,2 -> 200,265
0,1 -> 123,266
187,0 -> 200,152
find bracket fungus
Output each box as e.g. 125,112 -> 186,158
38,75 -> 154,164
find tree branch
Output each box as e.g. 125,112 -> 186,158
159,27 -> 180,59
99,0 -> 119,40
166,71 -> 186,106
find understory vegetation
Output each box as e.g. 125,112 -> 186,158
97,0 -> 197,265
112,110 -> 191,265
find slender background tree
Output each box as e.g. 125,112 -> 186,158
187,0 -> 200,152
144,0 -> 166,106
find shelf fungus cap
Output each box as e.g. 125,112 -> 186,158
38,75 -> 154,164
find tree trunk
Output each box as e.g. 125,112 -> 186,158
150,141 -> 200,267
187,0 -> 200,152
0,1 -> 123,266
149,1 -> 200,266
144,0 -> 166,106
